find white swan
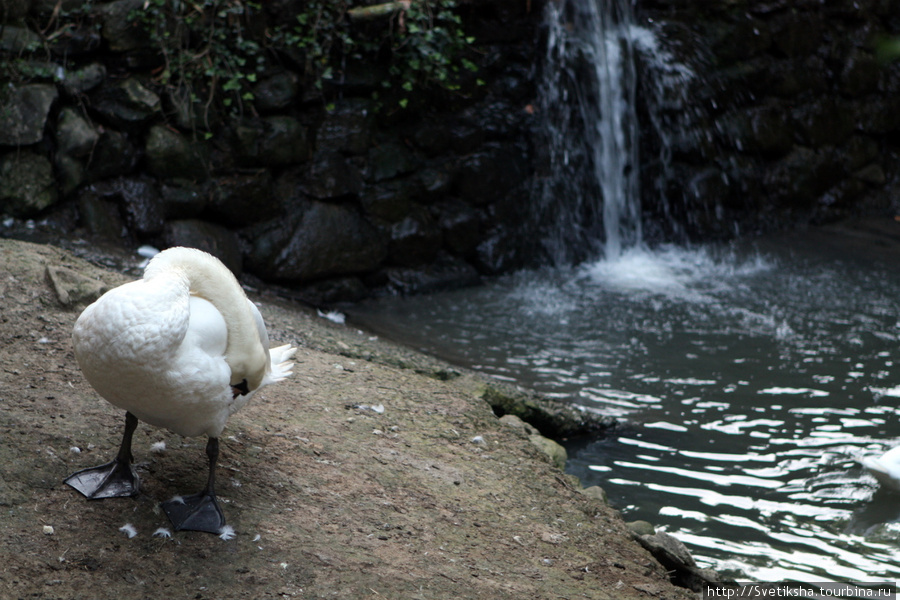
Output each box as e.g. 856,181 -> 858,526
65,247 -> 296,533
861,446 -> 900,493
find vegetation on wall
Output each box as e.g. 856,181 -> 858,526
125,0 -> 479,124
130,0 -> 268,128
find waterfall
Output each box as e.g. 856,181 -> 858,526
533,0 -> 692,265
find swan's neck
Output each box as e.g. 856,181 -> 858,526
144,248 -> 268,390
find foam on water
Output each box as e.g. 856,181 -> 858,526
580,245 -> 772,298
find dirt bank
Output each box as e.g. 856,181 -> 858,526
0,239 -> 690,600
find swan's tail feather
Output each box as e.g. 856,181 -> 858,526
265,344 -> 296,384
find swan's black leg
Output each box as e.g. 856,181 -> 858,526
65,411 -> 140,499
160,437 -> 227,534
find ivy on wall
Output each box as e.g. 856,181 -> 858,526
128,0 -> 479,123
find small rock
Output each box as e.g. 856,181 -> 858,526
46,266 -> 109,308
499,414 -> 538,436
626,520 -> 656,537
528,434 -> 567,470
580,485 -> 608,505
639,530 -> 696,568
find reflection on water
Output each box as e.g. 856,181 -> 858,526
350,227 -> 900,582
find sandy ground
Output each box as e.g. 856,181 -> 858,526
0,238 -> 690,600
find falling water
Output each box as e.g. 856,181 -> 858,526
533,0 -> 692,264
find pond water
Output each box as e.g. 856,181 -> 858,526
349,220 -> 900,584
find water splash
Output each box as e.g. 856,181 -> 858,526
581,245 -> 771,299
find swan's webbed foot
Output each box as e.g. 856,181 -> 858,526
65,411 -> 140,499
161,492 -> 226,533
161,437 -> 227,534
65,459 -> 140,499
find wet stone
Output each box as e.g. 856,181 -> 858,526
380,254 -> 481,295
90,78 -> 161,128
162,219 -> 243,276
439,202 -> 480,257
56,154 -> 86,197
360,180 -> 414,222
389,208 -> 442,268
211,171 -> 276,226
88,177 -> 164,236
367,142 -> 418,183
0,26 -> 42,52
98,0 -> 150,52
84,130 -> 139,182
253,71 -> 299,113
76,191 -> 126,240
145,125 -> 209,180
305,153 -> 364,201
316,99 -> 375,156
234,116 -> 310,166
0,152 -> 58,217
249,201 -> 387,282
161,180 -> 209,219
56,108 -> 99,158
0,84 -> 58,146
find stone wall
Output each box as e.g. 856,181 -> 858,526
0,0 -> 541,303
637,0 -> 900,243
4,0 -> 900,303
